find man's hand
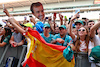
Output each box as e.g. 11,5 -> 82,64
59,13 -> 63,21
56,38 -> 65,43
3,7 -> 11,17
71,12 -> 80,21
30,17 -> 36,25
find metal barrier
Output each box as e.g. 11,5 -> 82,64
0,44 -> 27,67
1,44 -> 99,67
74,52 -> 91,67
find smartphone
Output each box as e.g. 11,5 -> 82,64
54,12 -> 56,18
82,17 -> 87,20
45,17 -> 48,19
75,9 -> 80,14
2,4 -> 5,10
75,9 -> 80,18
29,15 -> 32,17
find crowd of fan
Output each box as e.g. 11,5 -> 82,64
0,2 -> 100,67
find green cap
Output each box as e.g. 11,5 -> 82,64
43,23 -> 50,28
21,23 -> 33,29
89,46 -> 100,63
59,25 -> 66,29
75,20 -> 84,25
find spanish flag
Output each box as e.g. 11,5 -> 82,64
23,28 -> 75,67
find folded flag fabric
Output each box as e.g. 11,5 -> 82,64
23,28 -> 75,67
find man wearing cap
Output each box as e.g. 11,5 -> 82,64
51,25 -> 74,48
75,20 -> 84,30
21,23 -> 33,29
40,23 -> 53,43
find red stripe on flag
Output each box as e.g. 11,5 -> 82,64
23,53 -> 46,67
27,28 -> 66,52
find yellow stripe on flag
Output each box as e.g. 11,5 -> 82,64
25,32 -> 75,67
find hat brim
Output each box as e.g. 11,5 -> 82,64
59,27 -> 65,29
20,24 -> 27,27
75,22 -> 82,25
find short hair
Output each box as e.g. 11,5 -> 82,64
87,20 -> 95,25
30,2 -> 43,13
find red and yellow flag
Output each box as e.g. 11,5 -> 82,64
23,28 -> 75,67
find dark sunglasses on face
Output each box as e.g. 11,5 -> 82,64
45,27 -> 50,29
59,28 -> 64,30
78,29 -> 86,32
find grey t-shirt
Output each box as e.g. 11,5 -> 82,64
93,35 -> 100,46
12,32 -> 24,43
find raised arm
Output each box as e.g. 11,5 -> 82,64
30,16 -> 36,25
59,13 -> 63,25
90,19 -> 100,38
3,8 -> 22,28
69,13 -> 80,39
3,8 -> 25,34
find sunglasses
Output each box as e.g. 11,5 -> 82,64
45,27 -> 50,29
78,29 -> 86,32
59,28 -> 64,30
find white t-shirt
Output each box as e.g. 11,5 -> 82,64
74,35 -> 94,52
93,35 -> 100,46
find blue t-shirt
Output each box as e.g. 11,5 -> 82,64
40,33 -> 53,43
53,34 -> 73,46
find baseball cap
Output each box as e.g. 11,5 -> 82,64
43,23 -> 50,28
59,25 -> 66,29
75,20 -> 84,25
89,46 -> 100,63
21,23 -> 33,29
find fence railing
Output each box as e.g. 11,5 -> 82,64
0,44 -> 99,67
0,44 -> 27,67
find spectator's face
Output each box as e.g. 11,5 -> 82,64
88,22 -> 94,28
0,28 -> 6,35
33,27 -> 36,30
59,28 -> 66,36
78,27 -> 87,36
33,5 -> 45,21
75,23 -> 83,30
43,27 -> 50,33
55,27 -> 60,34
14,28 -> 18,33
72,28 -> 77,35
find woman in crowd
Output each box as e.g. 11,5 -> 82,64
0,27 -> 12,47
69,13 -> 94,53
